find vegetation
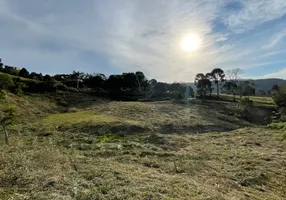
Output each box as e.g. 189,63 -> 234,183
0,93 -> 285,200
0,58 -> 189,100
0,56 -> 285,199
210,68 -> 225,97
0,107 -> 16,144
195,73 -> 212,98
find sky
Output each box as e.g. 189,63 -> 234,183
0,0 -> 285,82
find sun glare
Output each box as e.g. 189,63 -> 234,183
181,34 -> 201,52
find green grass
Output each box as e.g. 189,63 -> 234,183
218,94 -> 275,107
267,122 -> 286,131
0,92 -> 285,200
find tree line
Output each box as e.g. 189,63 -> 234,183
0,57 -> 193,100
195,68 -> 256,101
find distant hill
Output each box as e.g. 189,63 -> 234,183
185,78 -> 286,92
248,79 -> 286,92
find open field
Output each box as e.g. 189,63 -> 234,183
0,93 -> 285,200
216,94 -> 275,108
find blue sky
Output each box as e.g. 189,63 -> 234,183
0,0 -> 285,82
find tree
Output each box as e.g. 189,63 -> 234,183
0,58 -> 3,71
84,73 -> 106,92
205,73 -> 213,96
223,81 -> 237,101
29,72 -> 43,81
271,84 -> 279,95
135,71 -> 149,93
19,68 -> 30,78
226,68 -> 243,83
226,68 -> 243,99
3,66 -> 20,76
238,81 -> 256,98
167,82 -> 186,99
195,73 -> 212,98
211,68 -> 225,97
0,106 -> 16,144
43,74 -> 52,82
272,84 -> 279,91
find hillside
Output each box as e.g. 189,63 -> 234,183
248,78 -> 286,92
0,92 -> 285,200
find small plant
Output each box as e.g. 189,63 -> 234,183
0,106 -> 16,144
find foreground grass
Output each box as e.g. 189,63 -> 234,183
0,94 -> 285,199
1,127 -> 285,200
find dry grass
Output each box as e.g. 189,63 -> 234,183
0,93 -> 285,200
0,92 -> 58,122
89,101 -> 250,133
0,136 -> 77,200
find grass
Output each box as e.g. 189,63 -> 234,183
0,92 -> 285,199
267,122 -> 286,131
218,94 -> 275,107
0,92 -> 58,122
41,111 -> 121,127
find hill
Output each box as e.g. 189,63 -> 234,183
0,92 -> 285,200
186,78 -> 286,92
248,78 -> 286,92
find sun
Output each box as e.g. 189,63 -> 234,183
181,34 -> 201,52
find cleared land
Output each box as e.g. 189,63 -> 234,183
0,93 -> 285,200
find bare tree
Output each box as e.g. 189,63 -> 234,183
226,68 -> 243,99
226,68 -> 243,84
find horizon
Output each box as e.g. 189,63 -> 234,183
0,0 -> 285,82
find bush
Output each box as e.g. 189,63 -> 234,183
11,77 -> 27,95
0,73 -> 14,91
239,98 -> 254,119
273,85 -> 286,108
22,80 -> 56,93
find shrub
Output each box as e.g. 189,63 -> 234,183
0,73 -> 14,91
22,80 -> 56,93
273,85 -> 286,108
11,77 -> 27,95
239,98 -> 254,119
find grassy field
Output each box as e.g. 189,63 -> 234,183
0,92 -> 285,200
216,94 -> 275,107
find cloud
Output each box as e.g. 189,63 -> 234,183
223,0 -> 286,32
263,67 -> 286,79
262,29 -> 286,49
0,0 -> 285,82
